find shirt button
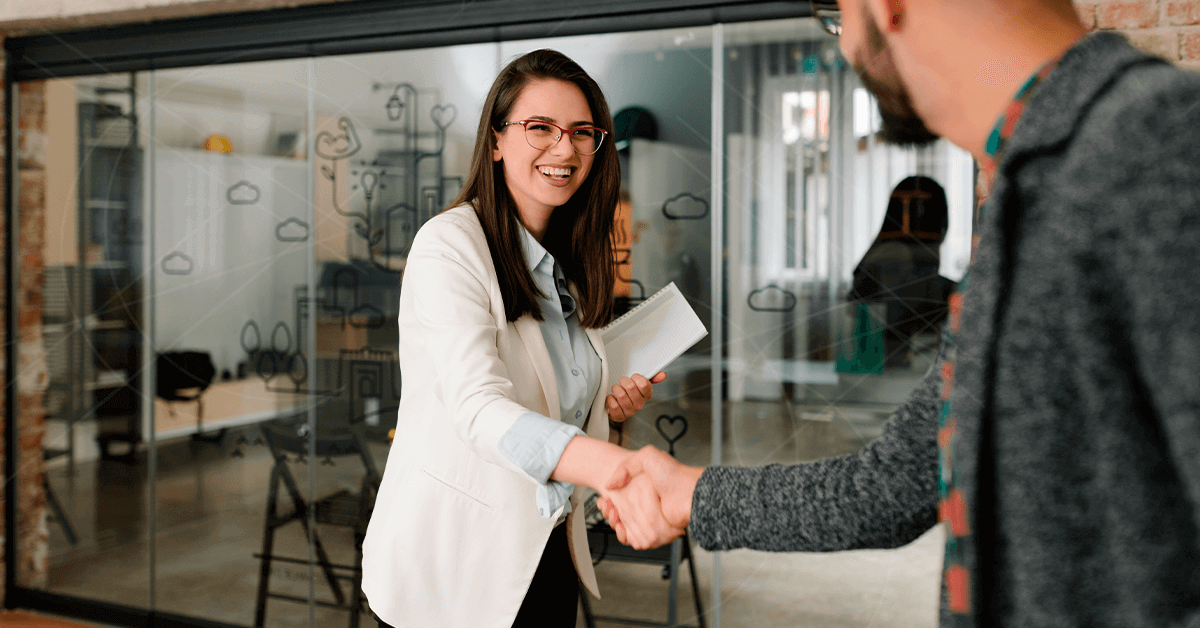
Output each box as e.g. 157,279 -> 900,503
572,369 -> 580,376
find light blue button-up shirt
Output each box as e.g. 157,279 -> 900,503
497,227 -> 603,519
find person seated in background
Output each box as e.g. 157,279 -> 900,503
847,175 -> 956,368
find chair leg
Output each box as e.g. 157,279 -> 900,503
275,453 -> 346,606
255,465 -> 283,627
684,534 -> 706,628
668,538 -> 681,627
44,477 -> 78,545
349,486 -> 371,628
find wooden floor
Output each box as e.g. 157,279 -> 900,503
0,612 -> 102,628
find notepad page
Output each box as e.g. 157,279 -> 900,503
601,284 -> 707,380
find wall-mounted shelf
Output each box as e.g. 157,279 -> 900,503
68,77 -> 144,460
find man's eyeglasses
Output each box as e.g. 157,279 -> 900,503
501,119 -> 609,156
811,1 -> 841,36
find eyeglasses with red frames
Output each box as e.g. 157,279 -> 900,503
501,119 -> 609,156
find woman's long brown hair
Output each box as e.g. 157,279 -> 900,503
450,49 -> 618,328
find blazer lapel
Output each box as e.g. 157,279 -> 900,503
513,317 -> 560,420
583,326 -> 610,440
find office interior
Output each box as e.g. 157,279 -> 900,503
7,4 -> 978,627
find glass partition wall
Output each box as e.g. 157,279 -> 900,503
19,15 -> 972,628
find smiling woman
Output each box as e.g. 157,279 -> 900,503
359,49 -> 671,628
492,79 -> 600,241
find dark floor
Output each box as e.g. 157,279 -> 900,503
42,358 -> 943,628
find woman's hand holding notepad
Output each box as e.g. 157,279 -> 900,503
600,282 -> 708,381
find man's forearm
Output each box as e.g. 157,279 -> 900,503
689,355 -> 943,552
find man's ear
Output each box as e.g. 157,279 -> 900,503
883,0 -> 905,30
866,0 -> 906,31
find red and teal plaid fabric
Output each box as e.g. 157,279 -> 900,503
938,54 -> 1065,620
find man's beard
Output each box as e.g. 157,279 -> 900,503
855,6 -> 939,147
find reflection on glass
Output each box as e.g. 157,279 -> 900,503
719,17 -> 969,627
148,57 -> 322,626
35,71 -> 152,607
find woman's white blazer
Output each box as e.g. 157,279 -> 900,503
361,204 -> 615,628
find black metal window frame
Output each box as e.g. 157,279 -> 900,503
5,0 -> 811,80
3,0 -> 813,625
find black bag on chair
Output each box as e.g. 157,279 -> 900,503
156,351 -> 220,440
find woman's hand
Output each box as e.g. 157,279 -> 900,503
606,372 -> 667,423
549,436 -> 680,549
598,468 -> 684,550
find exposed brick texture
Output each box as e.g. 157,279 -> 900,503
1165,0 -> 1200,26
1125,27 -> 1183,59
13,79 -> 49,593
1183,26 -> 1200,59
0,39 -> 7,604
1089,0 -> 1200,71
1097,0 -> 1161,29
1077,3 -> 1100,29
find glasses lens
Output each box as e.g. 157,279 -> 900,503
570,129 -> 604,155
519,121 -> 605,155
812,2 -> 841,36
820,14 -> 841,36
523,122 -> 558,150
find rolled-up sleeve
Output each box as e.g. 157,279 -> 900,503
499,411 -> 585,518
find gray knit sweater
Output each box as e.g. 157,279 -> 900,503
690,32 -> 1200,628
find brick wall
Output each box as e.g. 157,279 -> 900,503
1078,0 -> 1200,70
1,45 -> 52,604
0,37 -> 7,602
15,76 -> 50,592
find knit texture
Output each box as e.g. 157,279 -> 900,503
690,32 -> 1200,628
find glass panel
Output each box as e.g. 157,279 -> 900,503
718,17 -> 972,626
501,28 -> 717,627
21,12 -> 977,628
35,73 -> 152,607
309,43 -> 502,627
149,58 -> 314,625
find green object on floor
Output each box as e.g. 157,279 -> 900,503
836,303 -> 885,374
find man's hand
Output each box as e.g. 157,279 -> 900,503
599,470 -> 681,550
606,372 -> 667,423
595,445 -> 704,548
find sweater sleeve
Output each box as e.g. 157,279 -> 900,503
689,350 -> 942,552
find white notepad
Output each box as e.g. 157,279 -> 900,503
601,282 -> 708,381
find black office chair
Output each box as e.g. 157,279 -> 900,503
156,350 -> 223,442
580,414 -> 707,628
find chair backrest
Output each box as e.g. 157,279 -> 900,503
875,175 -> 949,244
847,176 -> 956,331
156,351 -> 216,401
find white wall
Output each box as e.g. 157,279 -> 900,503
154,148 -> 308,376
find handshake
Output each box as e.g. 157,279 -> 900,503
594,445 -> 706,550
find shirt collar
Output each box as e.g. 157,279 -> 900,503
518,225 -> 554,276
980,47 -> 1073,176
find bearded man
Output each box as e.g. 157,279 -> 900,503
599,1 -> 1200,626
